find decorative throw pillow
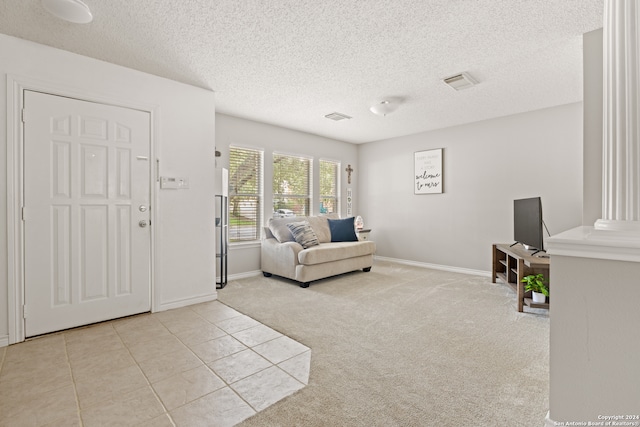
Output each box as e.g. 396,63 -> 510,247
327,217 -> 358,242
286,221 -> 320,249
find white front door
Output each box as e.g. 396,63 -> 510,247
23,91 -> 151,337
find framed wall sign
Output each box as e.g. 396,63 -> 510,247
414,148 -> 443,194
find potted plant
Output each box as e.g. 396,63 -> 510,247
521,273 -> 549,304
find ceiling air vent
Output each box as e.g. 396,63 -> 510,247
324,112 -> 352,121
443,72 -> 478,91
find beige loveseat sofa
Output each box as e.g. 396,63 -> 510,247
261,215 -> 376,288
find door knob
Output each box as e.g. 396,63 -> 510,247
139,220 -> 148,228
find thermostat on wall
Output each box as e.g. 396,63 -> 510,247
161,176 -> 189,189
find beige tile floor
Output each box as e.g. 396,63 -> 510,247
0,301 -> 311,427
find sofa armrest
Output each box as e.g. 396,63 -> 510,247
261,238 -> 303,280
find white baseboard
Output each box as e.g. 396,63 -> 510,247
373,255 -> 491,277
156,292 -> 218,312
227,270 -> 262,281
0,335 -> 9,348
544,411 -> 557,427
226,261 -> 490,285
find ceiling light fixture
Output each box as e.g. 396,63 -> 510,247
369,100 -> 399,116
42,0 -> 93,24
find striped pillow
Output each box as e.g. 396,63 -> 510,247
286,221 -> 320,249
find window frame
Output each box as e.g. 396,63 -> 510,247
228,145 -> 264,243
272,152 -> 313,217
319,158 -> 340,215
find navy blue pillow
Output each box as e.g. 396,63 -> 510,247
328,217 -> 358,242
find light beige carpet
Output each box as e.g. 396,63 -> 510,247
218,260 -> 549,427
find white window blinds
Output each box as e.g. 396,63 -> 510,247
272,153 -> 312,217
319,159 -> 339,214
229,146 -> 263,242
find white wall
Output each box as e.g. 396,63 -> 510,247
549,252 -> 640,422
358,103 -> 584,272
215,113 -> 358,276
583,29 -> 603,225
0,34 -> 217,343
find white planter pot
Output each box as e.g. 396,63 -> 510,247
532,291 -> 546,304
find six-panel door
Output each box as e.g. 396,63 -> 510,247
23,91 -> 151,337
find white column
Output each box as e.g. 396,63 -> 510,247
596,0 -> 640,231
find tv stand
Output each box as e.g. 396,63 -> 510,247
492,243 -> 550,312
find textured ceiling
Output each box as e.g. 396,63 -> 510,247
0,0 -> 603,143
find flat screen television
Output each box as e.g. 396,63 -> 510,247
513,197 -> 544,253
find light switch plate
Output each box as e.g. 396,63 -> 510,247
177,177 -> 189,189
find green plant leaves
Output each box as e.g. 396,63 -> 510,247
521,273 -> 549,295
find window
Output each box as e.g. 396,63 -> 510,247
229,146 -> 263,242
273,153 -> 312,217
319,159 -> 339,214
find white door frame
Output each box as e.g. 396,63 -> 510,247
6,74 -> 160,344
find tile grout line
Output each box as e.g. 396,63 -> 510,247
163,304 -> 304,416
140,305 -> 261,420
217,300 -> 315,366
217,301 -> 303,344
223,354 -> 308,413
114,309 -> 233,416
111,319 -> 177,427
64,302 -> 306,424
182,306 -> 259,416
187,305 -> 310,412
275,349 -> 311,385
215,299 -> 313,393
195,303 -> 312,383
0,345 -> 6,424
0,345 -> 5,377
62,332 -> 85,427
2,302 -> 307,427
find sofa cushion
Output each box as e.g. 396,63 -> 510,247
268,217 -> 299,242
298,241 -> 376,265
328,217 -> 358,242
269,214 -> 338,243
306,215 -> 331,243
286,221 -> 320,249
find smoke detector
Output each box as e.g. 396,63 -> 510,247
443,72 -> 478,91
324,112 -> 352,121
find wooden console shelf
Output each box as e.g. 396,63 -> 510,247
492,243 -> 550,312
